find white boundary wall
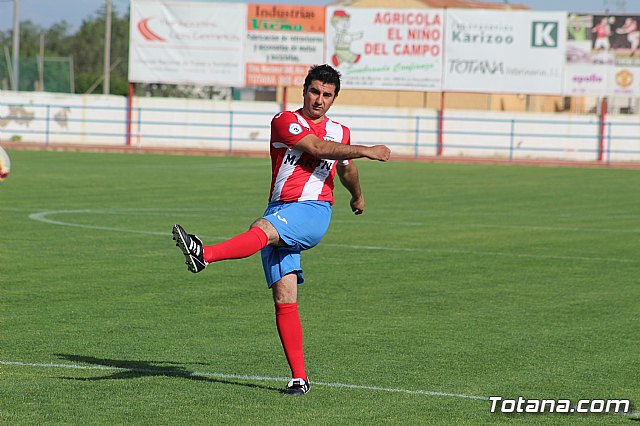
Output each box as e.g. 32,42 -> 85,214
0,91 -> 127,146
130,96 -> 277,152
1,91 -> 639,163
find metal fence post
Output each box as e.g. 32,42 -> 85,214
136,107 -> 142,148
606,122 -> 612,165
45,104 -> 51,147
509,119 -> 515,162
598,97 -> 607,162
126,82 -> 134,146
414,116 -> 420,159
437,109 -> 444,156
228,110 -> 234,154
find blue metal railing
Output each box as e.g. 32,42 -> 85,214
1,100 -> 638,164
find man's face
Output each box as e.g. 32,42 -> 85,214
302,80 -> 337,122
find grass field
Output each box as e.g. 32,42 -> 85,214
0,149 -> 638,425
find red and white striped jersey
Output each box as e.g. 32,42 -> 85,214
268,109 -> 351,205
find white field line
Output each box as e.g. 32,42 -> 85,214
464,223 -> 640,234
1,360 -> 638,418
28,210 -> 170,237
9,205 -> 639,221
28,209 -> 638,263
0,360 -> 485,400
332,220 -> 640,234
321,243 -> 637,263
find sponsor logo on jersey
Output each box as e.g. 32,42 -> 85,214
289,123 -> 303,135
284,153 -> 334,171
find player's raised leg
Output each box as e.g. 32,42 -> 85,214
172,219 -> 277,273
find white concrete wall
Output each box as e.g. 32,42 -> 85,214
130,97 -> 279,152
0,91 -> 126,146
330,104 -> 438,158
606,115 -> 640,162
1,90 -> 638,164
443,111 -> 603,162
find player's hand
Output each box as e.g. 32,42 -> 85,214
350,195 -> 365,215
367,145 -> 391,162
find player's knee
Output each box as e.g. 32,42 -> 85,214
272,276 -> 298,304
250,218 -> 280,245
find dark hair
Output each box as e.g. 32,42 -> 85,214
304,64 -> 341,96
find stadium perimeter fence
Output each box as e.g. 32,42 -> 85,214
0,94 -> 639,165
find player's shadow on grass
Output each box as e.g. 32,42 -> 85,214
55,354 -> 281,393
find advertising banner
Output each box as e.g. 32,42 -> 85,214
443,10 -> 566,94
245,4 -> 325,87
129,0 -> 247,86
564,13 -> 640,96
324,7 -> 444,91
564,13 -> 605,95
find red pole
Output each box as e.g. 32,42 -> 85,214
127,82 -> 134,146
437,91 -> 445,156
282,86 -> 287,112
437,8 -> 447,158
598,97 -> 607,162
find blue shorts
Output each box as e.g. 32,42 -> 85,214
261,201 -> 332,288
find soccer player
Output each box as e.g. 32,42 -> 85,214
592,17 -> 612,52
616,17 -> 640,57
172,64 -> 390,395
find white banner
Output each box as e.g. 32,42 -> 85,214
129,0 -> 246,86
443,10 -> 566,94
324,7 -> 444,91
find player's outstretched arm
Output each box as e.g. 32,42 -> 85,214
295,134 -> 391,161
337,162 -> 365,215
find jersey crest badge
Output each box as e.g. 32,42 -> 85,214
288,123 -> 303,135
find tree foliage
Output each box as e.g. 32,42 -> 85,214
0,5 -> 129,95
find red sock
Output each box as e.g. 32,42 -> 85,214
203,226 -> 268,263
275,303 -> 307,380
